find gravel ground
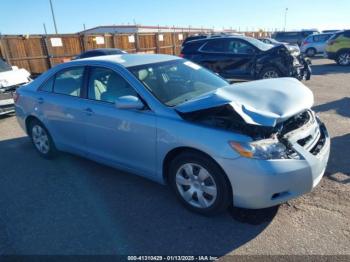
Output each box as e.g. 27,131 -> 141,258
0,58 -> 349,257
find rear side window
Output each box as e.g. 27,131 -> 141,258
53,67 -> 84,97
344,31 -> 350,38
313,35 -> 331,42
80,51 -> 102,59
181,41 -> 204,54
279,32 -> 299,37
201,39 -> 228,52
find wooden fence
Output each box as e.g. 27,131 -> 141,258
0,31 -> 271,75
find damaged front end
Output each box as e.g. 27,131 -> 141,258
176,78 -> 325,160
266,44 -> 312,81
179,105 -> 324,160
292,53 -> 312,81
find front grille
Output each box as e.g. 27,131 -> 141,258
281,110 -> 313,135
297,135 -> 313,147
281,110 -> 327,157
309,125 -> 327,156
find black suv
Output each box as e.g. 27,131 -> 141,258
272,30 -> 319,46
180,36 -> 311,80
74,48 -> 126,60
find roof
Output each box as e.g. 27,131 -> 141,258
78,54 -> 181,67
185,35 -> 258,44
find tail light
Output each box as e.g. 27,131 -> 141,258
302,41 -> 310,46
13,92 -> 20,103
179,53 -> 185,58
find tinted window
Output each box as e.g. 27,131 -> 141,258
201,39 -> 228,52
80,51 -> 102,59
54,67 -> 84,97
227,40 -> 254,54
313,34 -> 331,42
88,67 -> 137,103
280,32 -> 299,37
40,77 -> 54,92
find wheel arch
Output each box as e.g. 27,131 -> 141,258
25,115 -> 43,135
162,146 -> 233,197
336,48 -> 350,56
306,47 -> 317,54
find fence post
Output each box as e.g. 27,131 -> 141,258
134,32 -> 140,53
172,27 -> 176,55
42,35 -> 52,69
83,34 -> 89,51
79,34 -> 85,53
155,33 -> 160,54
0,36 -> 11,65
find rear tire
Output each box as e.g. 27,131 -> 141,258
169,152 -> 232,216
28,119 -> 57,159
305,48 -> 316,57
336,51 -> 350,66
259,66 -> 281,79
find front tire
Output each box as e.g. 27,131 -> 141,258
169,152 -> 232,216
29,119 -> 57,159
259,66 -> 281,79
305,48 -> 316,57
336,51 -> 350,66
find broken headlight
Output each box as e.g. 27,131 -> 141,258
229,138 -> 289,160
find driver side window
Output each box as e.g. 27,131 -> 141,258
88,67 -> 137,103
227,40 -> 254,54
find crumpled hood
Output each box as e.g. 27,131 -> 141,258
175,78 -> 314,127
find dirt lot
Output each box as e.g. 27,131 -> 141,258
0,58 -> 349,257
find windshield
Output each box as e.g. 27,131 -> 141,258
128,60 -> 229,106
244,37 -> 274,51
0,59 -> 12,73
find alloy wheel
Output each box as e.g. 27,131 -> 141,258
175,163 -> 217,209
262,70 -> 279,79
338,53 -> 350,65
32,125 -> 50,154
306,49 -> 316,57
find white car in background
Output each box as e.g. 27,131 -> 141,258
300,33 -> 334,57
0,59 -> 31,115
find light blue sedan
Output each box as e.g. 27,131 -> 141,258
15,54 -> 330,215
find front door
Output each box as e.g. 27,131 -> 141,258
82,66 -> 157,177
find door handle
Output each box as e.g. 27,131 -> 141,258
84,107 -> 94,116
37,97 -> 44,104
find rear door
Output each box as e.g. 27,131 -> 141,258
36,67 -> 89,154
196,38 -> 256,79
313,34 -> 331,52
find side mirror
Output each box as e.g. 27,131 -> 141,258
115,96 -> 145,110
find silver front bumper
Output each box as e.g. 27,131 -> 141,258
216,112 -> 330,209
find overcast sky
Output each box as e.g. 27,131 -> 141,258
1,0 -> 349,34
